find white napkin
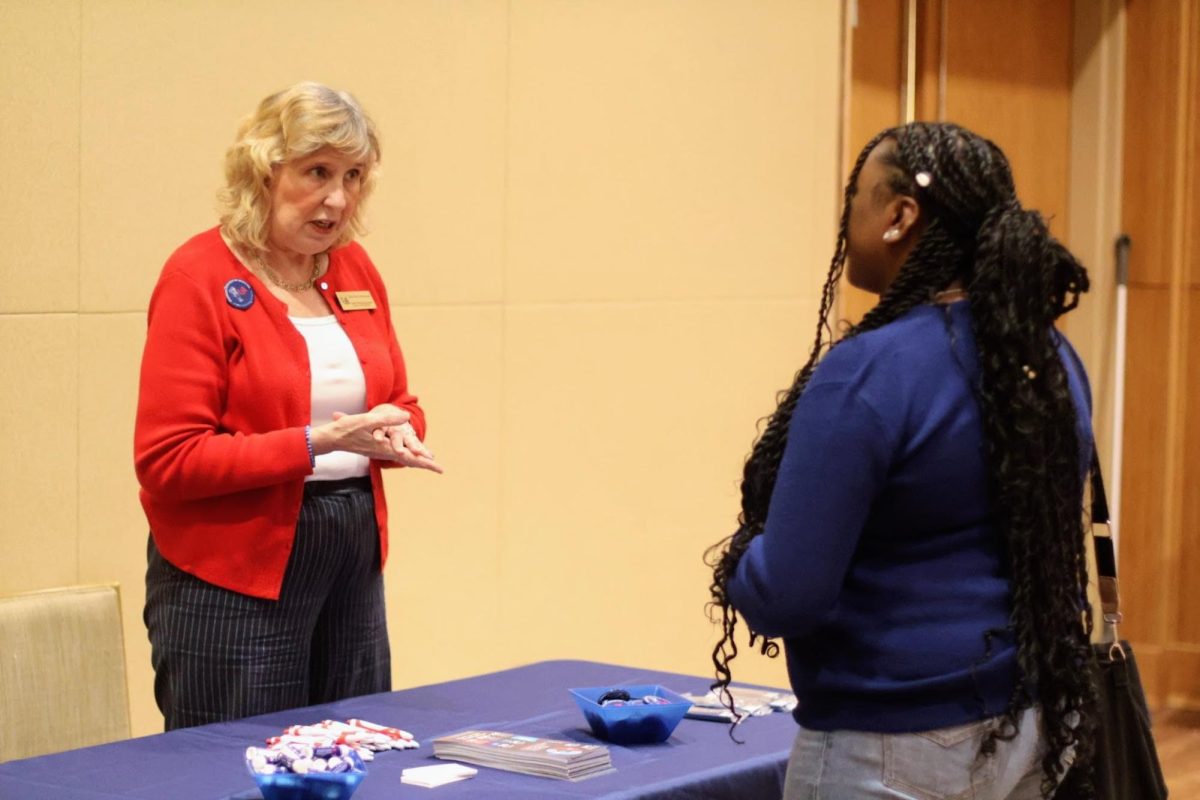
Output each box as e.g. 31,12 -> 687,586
400,762 -> 478,788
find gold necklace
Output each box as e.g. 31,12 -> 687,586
257,255 -> 320,292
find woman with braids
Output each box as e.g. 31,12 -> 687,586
708,122 -> 1099,799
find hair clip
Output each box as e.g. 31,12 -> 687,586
1022,365 -> 1038,380
915,171 -> 932,188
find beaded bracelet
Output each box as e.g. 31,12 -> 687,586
304,425 -> 316,467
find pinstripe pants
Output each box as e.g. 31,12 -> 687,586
144,479 -> 391,731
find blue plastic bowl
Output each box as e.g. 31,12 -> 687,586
569,684 -> 691,744
245,752 -> 367,800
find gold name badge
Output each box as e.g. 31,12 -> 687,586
335,290 -> 377,311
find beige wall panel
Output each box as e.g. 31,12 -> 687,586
81,0 -> 507,312
0,0 -> 80,314
507,0 -> 842,304
1063,0 -> 1125,476
1175,290 -> 1200,644
1121,0 -> 1181,288
499,299 -> 812,690
850,0 -> 904,127
1117,0 -> 1199,708
362,4 -> 508,307
942,0 -> 1072,239
77,313 -> 158,734
1192,8 -> 1200,290
841,0 -> 904,327
0,316 -> 80,592
1119,286 -> 1171,644
7,0 -> 843,725
1163,648 -> 1200,710
914,0 -> 944,122
383,304 -> 504,688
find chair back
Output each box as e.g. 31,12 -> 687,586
0,584 -> 131,761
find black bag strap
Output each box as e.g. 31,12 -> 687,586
1088,449 -> 1125,656
1059,335 -> 1124,654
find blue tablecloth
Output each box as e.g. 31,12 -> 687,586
0,660 -> 795,799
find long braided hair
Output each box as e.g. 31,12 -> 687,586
706,122 -> 1097,796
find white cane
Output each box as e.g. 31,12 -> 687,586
1108,234 -> 1131,564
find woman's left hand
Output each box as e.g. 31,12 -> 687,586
368,405 -> 444,473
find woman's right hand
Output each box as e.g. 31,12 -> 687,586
310,406 -> 412,461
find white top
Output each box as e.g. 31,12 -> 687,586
290,315 -> 370,481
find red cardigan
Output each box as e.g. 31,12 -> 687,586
134,227 -> 426,599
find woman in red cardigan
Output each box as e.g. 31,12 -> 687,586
135,82 -> 442,730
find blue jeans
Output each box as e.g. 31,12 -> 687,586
783,707 -> 1057,799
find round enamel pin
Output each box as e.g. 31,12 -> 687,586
224,278 -> 255,310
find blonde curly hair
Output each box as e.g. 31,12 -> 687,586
218,81 -> 380,258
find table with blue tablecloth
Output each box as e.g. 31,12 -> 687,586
0,659 -> 796,799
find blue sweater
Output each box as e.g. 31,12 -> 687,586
726,301 -> 1092,733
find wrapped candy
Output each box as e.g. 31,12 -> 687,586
246,719 -> 418,776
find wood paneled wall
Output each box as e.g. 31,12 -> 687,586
842,0 -> 1072,323
845,0 -> 1200,710
940,1 -> 1073,234
1121,0 -> 1200,709
843,0 -> 1123,493
841,0 -> 904,323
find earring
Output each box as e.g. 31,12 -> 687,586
883,228 -> 900,242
